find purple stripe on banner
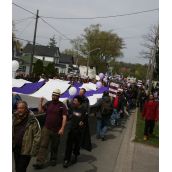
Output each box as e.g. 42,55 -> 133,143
60,82 -> 109,99
12,81 -> 46,94
60,83 -> 82,99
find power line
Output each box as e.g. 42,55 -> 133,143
13,16 -> 34,22
18,19 -> 34,36
40,8 -> 159,20
12,3 -> 72,41
39,17 -> 72,40
14,17 -> 34,25
13,36 -> 43,46
12,2 -> 36,16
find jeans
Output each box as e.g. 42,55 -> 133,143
110,109 -> 120,126
96,118 -> 109,138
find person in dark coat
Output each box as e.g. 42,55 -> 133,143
78,88 -> 92,151
90,91 -> 113,141
78,88 -> 89,112
63,95 -> 87,168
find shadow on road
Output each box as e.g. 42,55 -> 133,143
105,134 -> 116,140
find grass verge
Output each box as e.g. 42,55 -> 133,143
134,109 -> 159,147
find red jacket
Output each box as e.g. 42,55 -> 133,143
142,100 -> 159,121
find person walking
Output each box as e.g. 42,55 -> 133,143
78,88 -> 89,112
63,95 -> 87,168
13,101 -> 41,172
33,89 -> 67,169
111,91 -> 123,126
91,91 -> 113,141
142,94 -> 159,141
78,88 -> 92,152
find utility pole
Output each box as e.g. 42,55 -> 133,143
148,27 -> 159,93
86,51 -> 90,76
29,10 -> 39,75
86,44 -> 90,76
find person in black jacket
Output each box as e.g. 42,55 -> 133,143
90,91 -> 113,141
78,88 -> 89,113
63,95 -> 87,168
78,88 -> 92,152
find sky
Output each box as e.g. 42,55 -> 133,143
12,0 -> 159,65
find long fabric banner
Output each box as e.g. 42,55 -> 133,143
12,79 -> 109,107
12,78 -> 31,88
12,81 -> 46,94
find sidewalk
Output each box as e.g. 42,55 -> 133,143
113,108 -> 159,172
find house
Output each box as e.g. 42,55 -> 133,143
23,43 -> 60,63
18,44 -> 95,77
18,44 -> 78,75
18,43 -> 60,74
55,53 -> 77,74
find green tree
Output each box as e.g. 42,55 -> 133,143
44,63 -> 56,77
71,24 -> 124,73
33,59 -> 44,76
48,35 -> 57,47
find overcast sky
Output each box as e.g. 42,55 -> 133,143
12,0 -> 159,64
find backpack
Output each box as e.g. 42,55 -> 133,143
101,98 -> 113,116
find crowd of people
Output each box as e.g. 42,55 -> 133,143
12,75 -> 159,172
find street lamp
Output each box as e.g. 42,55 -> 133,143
86,48 -> 100,76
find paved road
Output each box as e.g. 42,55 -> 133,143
13,112 -> 133,172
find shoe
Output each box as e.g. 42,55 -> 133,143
101,137 -> 105,141
49,160 -> 57,166
63,160 -> 70,168
143,135 -> 148,141
71,156 -> 77,164
33,163 -> 44,169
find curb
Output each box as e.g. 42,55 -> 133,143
113,109 -> 137,172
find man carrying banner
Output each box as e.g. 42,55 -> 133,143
33,89 -> 67,169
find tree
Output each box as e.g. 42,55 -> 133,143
140,25 -> 159,81
110,61 -> 147,80
33,59 -> 44,76
48,35 -> 57,47
70,24 -> 124,73
153,47 -> 159,80
44,63 -> 56,77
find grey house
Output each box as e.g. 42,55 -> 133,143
18,44 -> 78,75
19,44 -> 60,74
56,53 -> 77,74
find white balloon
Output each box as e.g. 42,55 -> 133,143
69,87 -> 77,96
96,75 -> 100,81
12,60 -> 19,71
